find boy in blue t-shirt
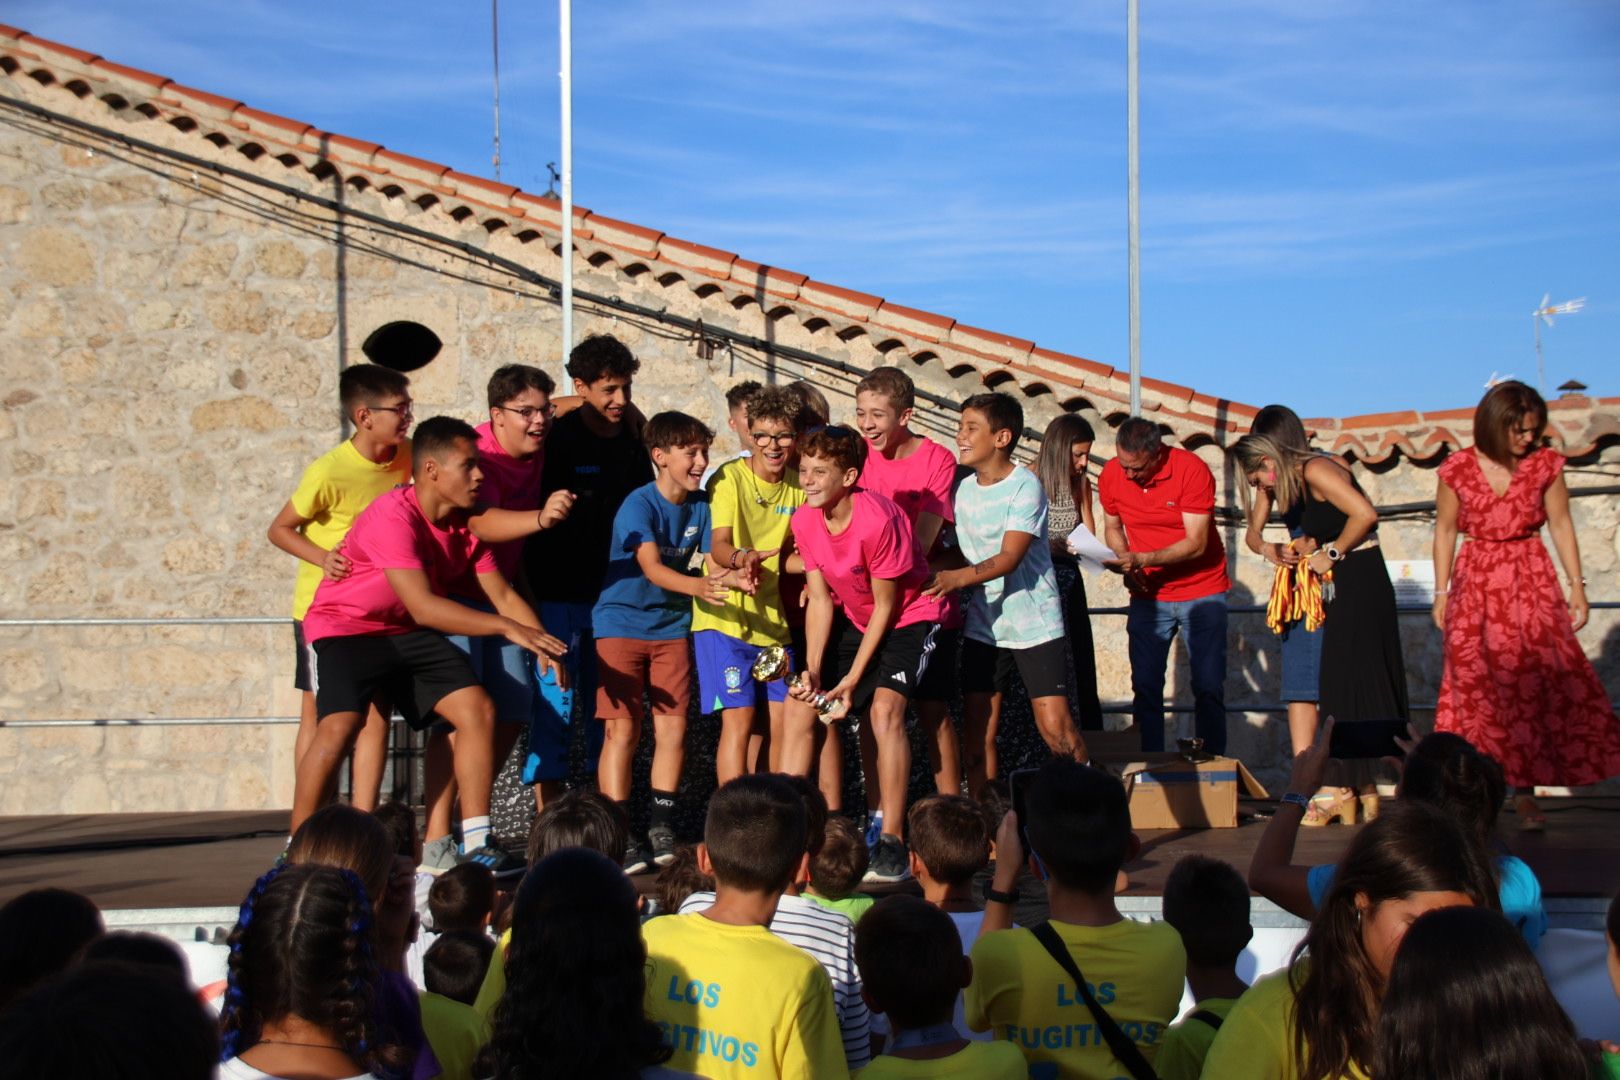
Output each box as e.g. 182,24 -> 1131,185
593,412 -> 743,872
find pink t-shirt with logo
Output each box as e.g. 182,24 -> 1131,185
791,490 -> 943,633
860,433 -> 962,628
303,486 -> 498,642
859,435 -> 956,534
474,420 -> 544,580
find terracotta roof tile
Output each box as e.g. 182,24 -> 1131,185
952,324 -> 1035,364
16,33 -> 99,69
584,214 -> 662,256
1140,375 -> 1195,404
1341,409 -> 1420,429
445,170 -> 519,204
88,58 -> 171,91
729,259 -> 808,299
234,106 -> 313,142
1029,346 -> 1113,382
659,237 -> 737,279
160,83 -> 243,123
800,280 -> 881,320
373,148 -> 451,188
0,24 -> 25,42
872,301 -> 954,342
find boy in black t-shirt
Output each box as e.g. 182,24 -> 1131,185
520,335 -> 653,808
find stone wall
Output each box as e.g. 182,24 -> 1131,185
1,77 -> 1616,810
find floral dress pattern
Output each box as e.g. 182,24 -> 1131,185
1434,447 -> 1620,787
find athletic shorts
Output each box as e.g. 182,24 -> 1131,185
960,635 -> 1070,701
292,619 -> 315,693
444,599 -> 535,726
912,626 -> 960,704
693,630 -> 792,714
822,618 -> 940,710
312,630 -> 481,731
596,638 -> 693,721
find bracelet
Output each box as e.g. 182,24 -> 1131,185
729,547 -> 749,570
1565,576 -> 1587,588
1281,791 -> 1312,810
984,886 -> 1020,905
1433,588 -> 1449,596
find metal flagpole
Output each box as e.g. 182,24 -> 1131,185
559,0 -> 575,393
491,0 -> 502,181
1127,0 -> 1142,417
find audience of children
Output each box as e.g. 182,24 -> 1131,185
805,817 -> 875,922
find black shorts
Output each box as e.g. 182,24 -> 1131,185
292,619 -> 314,693
912,627 -> 960,704
960,636 -> 1069,701
824,616 -> 940,709
312,630 -> 481,731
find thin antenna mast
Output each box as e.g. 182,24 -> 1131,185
490,0 -> 502,181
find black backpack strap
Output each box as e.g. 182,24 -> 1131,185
1028,922 -> 1159,1080
1188,1009 -> 1224,1032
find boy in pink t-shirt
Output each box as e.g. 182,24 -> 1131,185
854,365 -> 964,824
296,417 -> 567,870
783,425 -> 944,884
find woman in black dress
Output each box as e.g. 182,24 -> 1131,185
1231,433 -> 1406,822
1034,413 -> 1105,730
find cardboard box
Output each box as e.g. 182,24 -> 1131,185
1121,756 -> 1269,830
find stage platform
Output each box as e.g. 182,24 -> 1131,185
3,798 -> 1615,926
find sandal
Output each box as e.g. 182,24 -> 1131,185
1301,790 -> 1357,827
1514,795 -> 1547,831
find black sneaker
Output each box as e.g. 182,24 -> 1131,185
458,843 -> 526,881
863,835 -> 911,884
623,840 -> 654,876
648,825 -> 678,867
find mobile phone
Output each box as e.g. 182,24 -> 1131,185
1008,767 -> 1038,851
1328,719 -> 1408,760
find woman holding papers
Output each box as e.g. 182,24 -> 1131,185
1034,414 -> 1104,729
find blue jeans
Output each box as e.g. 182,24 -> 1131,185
521,601 -> 602,784
1126,592 -> 1228,754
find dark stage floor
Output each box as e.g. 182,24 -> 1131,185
3,798 -> 1615,911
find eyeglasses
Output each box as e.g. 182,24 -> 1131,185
497,404 -> 556,422
368,402 -> 413,417
751,431 -> 797,447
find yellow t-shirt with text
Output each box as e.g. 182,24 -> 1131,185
417,990 -> 488,1080
287,438 -> 412,618
1153,996 -> 1237,1080
965,919 -> 1185,1080
642,912 -> 848,1080
690,458 -> 804,646
855,1040 -> 1027,1079
1200,965 -> 1369,1080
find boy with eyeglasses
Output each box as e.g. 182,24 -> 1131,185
692,385 -> 806,788
519,336 -> 652,810
418,365 -> 576,869
267,363 -> 414,817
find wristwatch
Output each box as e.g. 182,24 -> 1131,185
1324,544 -> 1343,562
984,886 -> 1020,905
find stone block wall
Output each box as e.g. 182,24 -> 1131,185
1,92 -> 1615,810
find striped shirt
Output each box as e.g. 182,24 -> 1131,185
678,890 -> 872,1070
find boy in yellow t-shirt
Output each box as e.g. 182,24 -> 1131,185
642,774 -> 848,1080
854,895 -> 1025,1079
968,759 -> 1186,1079
690,386 -> 806,787
1155,855 -> 1253,1080
266,364 -> 412,813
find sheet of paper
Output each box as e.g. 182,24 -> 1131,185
1065,524 -> 1116,575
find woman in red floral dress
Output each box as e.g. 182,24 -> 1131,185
1433,380 -> 1620,828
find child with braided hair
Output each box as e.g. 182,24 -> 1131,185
220,862 -> 411,1080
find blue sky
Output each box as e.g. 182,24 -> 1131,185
14,0 -> 1619,416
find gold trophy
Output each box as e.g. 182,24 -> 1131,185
750,645 -> 848,723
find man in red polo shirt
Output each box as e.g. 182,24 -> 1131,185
1098,417 -> 1230,754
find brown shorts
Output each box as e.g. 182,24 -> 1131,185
595,637 -> 693,721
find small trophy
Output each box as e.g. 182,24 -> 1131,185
750,645 -> 848,723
